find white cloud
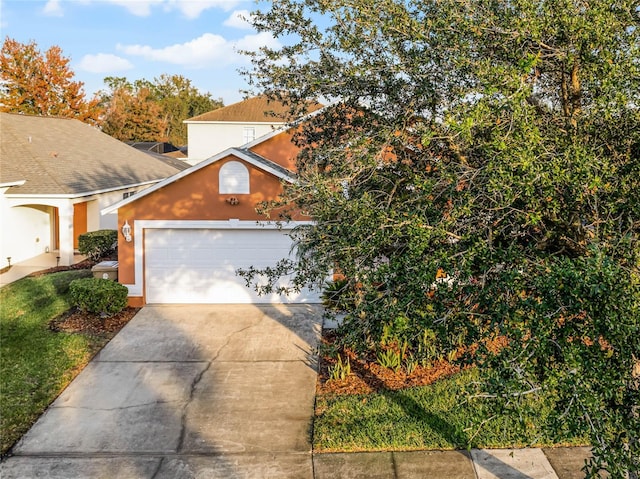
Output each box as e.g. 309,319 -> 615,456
223,9 -> 253,29
101,0 -> 163,17
117,32 -> 279,67
90,0 -> 240,18
234,32 -> 280,52
169,0 -> 241,19
77,53 -> 134,73
43,0 -> 64,16
118,33 -> 226,65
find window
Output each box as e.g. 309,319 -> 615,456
219,161 -> 250,194
123,191 -> 136,199
243,127 -> 256,144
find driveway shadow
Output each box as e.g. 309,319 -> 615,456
1,304 -> 323,478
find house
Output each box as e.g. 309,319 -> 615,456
183,95 -> 321,164
0,113 -> 183,267
102,122 -> 324,306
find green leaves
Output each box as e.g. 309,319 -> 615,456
244,1 -> 640,474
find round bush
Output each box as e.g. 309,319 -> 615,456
69,278 -> 128,316
78,230 -> 117,262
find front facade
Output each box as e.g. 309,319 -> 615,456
104,128 -> 322,306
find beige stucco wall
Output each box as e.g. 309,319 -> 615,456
186,121 -> 284,163
0,200 -> 53,264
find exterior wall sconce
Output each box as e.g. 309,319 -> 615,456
226,197 -> 240,206
122,220 -> 132,242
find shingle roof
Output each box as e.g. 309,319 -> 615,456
0,113 -> 182,195
186,95 -> 322,123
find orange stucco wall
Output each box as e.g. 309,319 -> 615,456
117,155 -> 291,302
73,202 -> 88,249
248,130 -> 299,172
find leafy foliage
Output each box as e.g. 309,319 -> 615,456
69,278 -> 128,316
99,75 -> 223,145
99,78 -> 168,143
0,37 -> 101,124
243,1 -> 640,476
77,230 -> 117,262
328,354 -> 352,381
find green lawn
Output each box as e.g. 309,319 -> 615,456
0,270 -> 108,455
314,369 -> 588,452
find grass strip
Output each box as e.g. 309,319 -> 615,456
314,369 -> 587,452
0,270 -> 107,455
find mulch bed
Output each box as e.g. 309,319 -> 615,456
37,257 -> 139,339
49,306 -> 139,337
316,329 -> 461,396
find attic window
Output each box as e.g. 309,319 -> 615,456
219,161 -> 250,194
243,127 -> 256,144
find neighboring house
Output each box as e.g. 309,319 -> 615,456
183,95 -> 321,165
102,123 -> 323,306
0,113 -> 183,267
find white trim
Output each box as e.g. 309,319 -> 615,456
0,180 -> 26,188
5,180 -> 160,200
240,101 -> 335,150
102,104 -> 336,216
101,148 -> 296,215
183,120 -> 286,125
123,219 -> 313,297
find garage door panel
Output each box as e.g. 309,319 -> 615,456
144,229 -> 319,304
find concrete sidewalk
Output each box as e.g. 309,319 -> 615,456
0,304 -> 595,478
0,252 -> 87,288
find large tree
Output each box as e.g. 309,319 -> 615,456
242,1 -> 640,476
99,75 -> 222,145
0,37 -> 101,124
147,74 -> 223,146
99,77 -> 168,143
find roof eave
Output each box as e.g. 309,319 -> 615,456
101,148 -> 296,216
5,180 -> 162,199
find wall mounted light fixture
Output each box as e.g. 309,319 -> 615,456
122,220 -> 132,242
226,197 -> 240,206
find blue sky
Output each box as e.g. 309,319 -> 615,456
1,0 -> 281,105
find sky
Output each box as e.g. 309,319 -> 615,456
0,0 -> 282,105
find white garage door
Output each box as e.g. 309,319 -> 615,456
144,228 -> 320,304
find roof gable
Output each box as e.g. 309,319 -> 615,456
0,113 -> 182,196
102,104 -> 333,214
101,147 -> 296,215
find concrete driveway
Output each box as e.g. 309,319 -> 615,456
1,304 -> 323,478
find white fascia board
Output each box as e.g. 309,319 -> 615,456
0,180 -> 26,188
232,150 -> 296,183
101,148 -> 296,216
6,180 -> 160,200
100,148 -> 237,215
183,120 -> 286,125
240,102 -> 337,150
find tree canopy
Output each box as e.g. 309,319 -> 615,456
0,37 -> 101,124
99,74 -> 223,145
99,77 -> 168,143
242,1 -> 640,476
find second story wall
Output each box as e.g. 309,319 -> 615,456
186,121 -> 283,164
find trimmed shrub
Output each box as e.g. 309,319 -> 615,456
69,278 -> 128,316
78,230 -> 117,261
